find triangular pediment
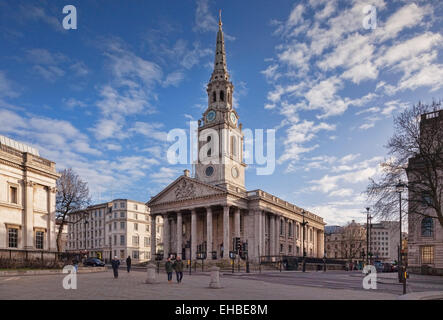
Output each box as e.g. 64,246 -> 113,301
148,175 -> 227,206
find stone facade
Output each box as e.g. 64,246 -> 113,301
147,16 -> 325,263
407,110 -> 443,275
0,135 -> 59,251
66,199 -> 162,263
325,220 -> 366,261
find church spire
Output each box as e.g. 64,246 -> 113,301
210,9 -> 229,82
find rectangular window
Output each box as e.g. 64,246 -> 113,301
146,225 -> 150,232
132,236 -> 139,246
120,202 -> 125,208
144,237 -> 150,247
135,213 -> 138,220
134,204 -> 138,210
120,222 -> 125,230
114,235 -> 117,245
132,250 -> 139,259
134,223 -> 138,231
120,235 -> 125,246
10,186 -> 18,204
120,212 -> 125,218
8,228 -> 18,248
35,231 -> 44,249
421,246 -> 434,264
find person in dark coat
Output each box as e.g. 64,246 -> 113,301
173,256 -> 184,283
165,258 -> 173,283
126,256 -> 132,273
111,256 -> 120,279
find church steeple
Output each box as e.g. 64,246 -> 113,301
210,10 -> 229,83
196,11 -> 246,191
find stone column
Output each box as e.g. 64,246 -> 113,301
206,207 -> 213,258
253,210 -> 261,261
223,206 -> 230,259
176,212 -> 182,259
261,211 -> 266,256
163,213 -> 170,259
276,216 -> 281,255
24,181 -> 34,249
171,218 -> 176,255
191,209 -> 197,260
284,218 -> 289,255
234,207 -> 240,238
269,214 -> 275,256
150,214 -> 157,260
47,186 -> 56,251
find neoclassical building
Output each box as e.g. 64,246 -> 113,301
147,16 -> 325,263
0,135 -> 59,251
66,199 -> 163,263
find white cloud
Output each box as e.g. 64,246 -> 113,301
163,71 -> 185,87
193,0 -> 218,33
376,3 -> 432,42
0,71 -> 19,98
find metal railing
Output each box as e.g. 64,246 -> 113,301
0,249 -> 79,269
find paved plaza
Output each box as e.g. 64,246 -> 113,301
2,268 -> 442,300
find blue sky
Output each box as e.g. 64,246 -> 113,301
1,0 -> 442,225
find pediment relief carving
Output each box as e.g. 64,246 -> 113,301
149,177 -> 227,206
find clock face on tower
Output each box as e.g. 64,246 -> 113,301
206,110 -> 216,122
230,112 -> 237,125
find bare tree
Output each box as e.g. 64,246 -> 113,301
339,222 -> 366,261
56,168 -> 91,251
366,101 -> 443,228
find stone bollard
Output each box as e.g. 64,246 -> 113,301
145,263 -> 158,284
209,266 -> 222,289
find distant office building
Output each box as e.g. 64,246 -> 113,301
367,221 -> 401,263
0,135 -> 59,251
66,199 -> 163,263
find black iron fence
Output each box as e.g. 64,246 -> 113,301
0,249 -> 79,269
259,255 -> 347,271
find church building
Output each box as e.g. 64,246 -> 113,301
147,14 -> 325,263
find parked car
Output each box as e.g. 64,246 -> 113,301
374,261 -> 384,272
383,263 -> 395,272
83,257 -> 105,267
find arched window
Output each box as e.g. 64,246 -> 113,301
206,135 -> 212,157
212,91 -> 216,102
220,90 -> 224,102
421,217 -> 434,237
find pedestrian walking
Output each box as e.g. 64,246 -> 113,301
165,257 -> 173,283
72,258 -> 79,272
111,256 -> 120,279
126,256 -> 132,273
173,256 -> 184,283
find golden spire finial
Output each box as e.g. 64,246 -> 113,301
219,9 -> 222,27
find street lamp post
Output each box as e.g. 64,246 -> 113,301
395,179 -> 406,292
301,210 -> 309,272
366,207 -> 370,265
83,217 -> 88,262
